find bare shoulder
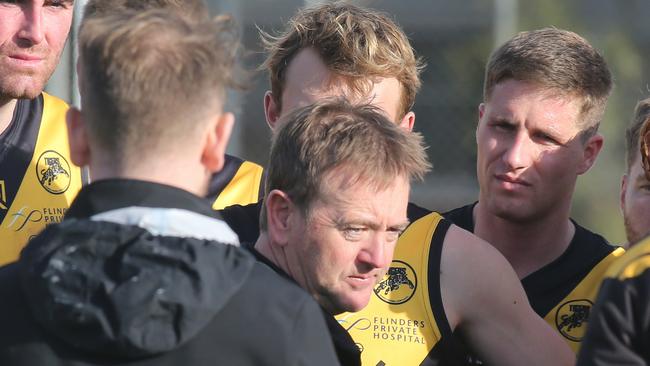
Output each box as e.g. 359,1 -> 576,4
440,224 -> 527,327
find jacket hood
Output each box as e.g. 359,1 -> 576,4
19,210 -> 255,359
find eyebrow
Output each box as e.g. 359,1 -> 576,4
336,218 -> 410,232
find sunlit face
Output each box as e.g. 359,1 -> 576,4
621,152 -> 650,245
266,47 -> 413,129
284,171 -> 410,314
476,80 -> 598,222
0,0 -> 73,101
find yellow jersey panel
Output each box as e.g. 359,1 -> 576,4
337,212 -> 456,365
0,93 -> 84,265
210,157 -> 264,210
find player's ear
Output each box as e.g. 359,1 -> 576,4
202,112 -> 234,173
66,107 -> 91,167
399,111 -> 415,131
577,133 -> 604,175
265,189 -> 295,247
264,91 -> 281,130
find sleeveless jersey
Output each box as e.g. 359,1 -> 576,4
336,212 -> 465,365
208,154 -> 264,210
444,203 -> 625,356
0,93 -> 85,265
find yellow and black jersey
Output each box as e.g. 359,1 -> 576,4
577,236 -> 650,366
336,211 -> 467,365
444,203 -> 625,356
0,93 -> 85,266
207,154 -> 264,210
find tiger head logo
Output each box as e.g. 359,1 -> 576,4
36,151 -> 71,194
374,260 -> 417,304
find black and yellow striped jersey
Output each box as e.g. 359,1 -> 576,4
444,203 -> 625,356
207,155 -> 264,210
336,211 -> 466,365
577,235 -> 650,365
0,93 -> 85,266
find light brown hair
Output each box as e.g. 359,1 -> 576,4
261,2 -> 423,120
484,28 -> 612,138
260,99 -> 430,230
625,98 -> 650,172
77,10 -> 240,163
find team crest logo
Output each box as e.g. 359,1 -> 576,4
555,299 -> 593,341
35,150 -> 71,194
374,260 -> 417,304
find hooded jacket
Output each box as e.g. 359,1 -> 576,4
0,179 -> 339,366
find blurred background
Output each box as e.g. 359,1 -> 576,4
49,0 -> 650,244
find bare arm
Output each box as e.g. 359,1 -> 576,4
440,225 -> 574,366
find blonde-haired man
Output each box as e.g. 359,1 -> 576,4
0,9 -> 338,366
223,1 -> 423,242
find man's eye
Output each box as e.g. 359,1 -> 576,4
46,0 -> 70,8
537,133 -> 557,144
386,231 -> 400,242
342,227 -> 365,240
493,122 -> 515,132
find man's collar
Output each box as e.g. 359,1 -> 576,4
65,178 -> 218,220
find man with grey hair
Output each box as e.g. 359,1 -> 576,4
253,99 -> 429,365
444,27 -> 625,359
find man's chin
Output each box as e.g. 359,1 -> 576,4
1,86 -> 44,101
0,74 -> 49,101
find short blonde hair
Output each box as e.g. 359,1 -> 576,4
78,10 -> 240,164
261,2 -> 423,120
260,99 -> 430,231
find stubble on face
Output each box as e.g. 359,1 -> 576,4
0,3 -> 73,100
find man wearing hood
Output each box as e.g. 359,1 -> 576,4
0,9 -> 338,366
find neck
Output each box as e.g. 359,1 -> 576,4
473,201 -> 575,279
254,234 -> 290,274
0,98 -> 18,136
89,156 -> 210,197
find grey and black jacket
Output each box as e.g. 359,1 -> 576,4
0,179 -> 339,366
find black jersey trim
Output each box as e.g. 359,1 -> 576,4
442,202 -> 475,232
421,217 -> 468,365
522,221 -> 617,317
408,202 -> 432,223
427,217 -> 452,337
0,96 -> 43,224
206,154 -> 243,202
